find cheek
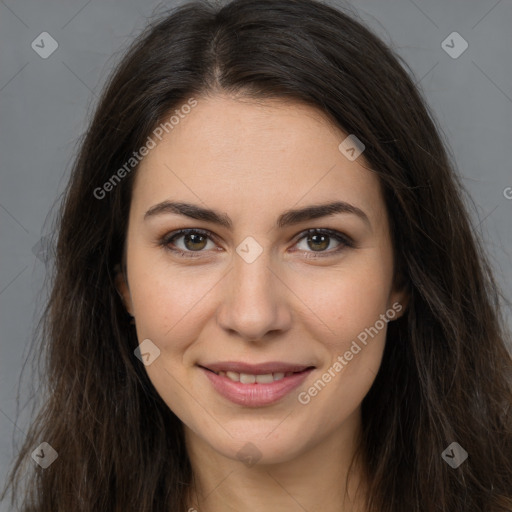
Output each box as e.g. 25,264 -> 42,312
292,255 -> 394,351
127,262 -> 218,420
129,259 -> 223,347
295,267 -> 392,431
290,252 -> 393,407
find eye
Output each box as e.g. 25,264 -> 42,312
293,228 -> 354,257
160,228 -> 217,258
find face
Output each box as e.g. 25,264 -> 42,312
116,94 -> 407,465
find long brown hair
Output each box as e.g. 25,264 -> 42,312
2,0 -> 511,510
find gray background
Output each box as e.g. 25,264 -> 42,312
1,0 -> 511,505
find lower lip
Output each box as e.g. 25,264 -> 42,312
200,367 -> 314,407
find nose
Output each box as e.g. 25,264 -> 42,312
216,248 -> 293,342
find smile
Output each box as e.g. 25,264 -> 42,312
199,363 -> 315,407
213,370 -> 296,383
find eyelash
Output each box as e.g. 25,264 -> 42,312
158,228 -> 354,259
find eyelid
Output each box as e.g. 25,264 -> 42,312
159,227 -> 354,258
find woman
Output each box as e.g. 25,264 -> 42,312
2,0 -> 511,510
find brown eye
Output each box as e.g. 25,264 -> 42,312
295,229 -> 353,256
161,228 -> 216,257
305,233 -> 330,251
180,232 -> 208,251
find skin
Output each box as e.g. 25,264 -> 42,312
116,94 -> 408,511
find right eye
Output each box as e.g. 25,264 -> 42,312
159,228 -> 219,258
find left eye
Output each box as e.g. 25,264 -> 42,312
294,229 -> 349,254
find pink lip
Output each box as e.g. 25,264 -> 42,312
199,365 -> 314,407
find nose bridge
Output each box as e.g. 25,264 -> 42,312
216,244 -> 290,340
233,246 -> 275,299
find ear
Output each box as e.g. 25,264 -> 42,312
388,272 -> 409,320
114,264 -> 134,317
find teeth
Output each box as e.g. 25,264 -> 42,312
216,370 -> 295,383
226,371 -> 240,382
240,373 -> 256,384
255,373 -> 273,384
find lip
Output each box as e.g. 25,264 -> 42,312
200,361 -> 313,374
198,362 -> 315,407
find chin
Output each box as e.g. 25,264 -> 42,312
194,420 -> 315,466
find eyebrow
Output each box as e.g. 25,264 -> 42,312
144,200 -> 371,230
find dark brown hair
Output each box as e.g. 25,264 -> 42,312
2,0 -> 511,510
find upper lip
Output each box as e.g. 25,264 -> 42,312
199,361 -> 315,374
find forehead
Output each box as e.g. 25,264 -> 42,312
130,94 -> 384,226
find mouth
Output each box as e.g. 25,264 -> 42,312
200,366 -> 314,384
198,362 -> 316,407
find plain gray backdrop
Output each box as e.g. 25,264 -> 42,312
1,0 -> 511,506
